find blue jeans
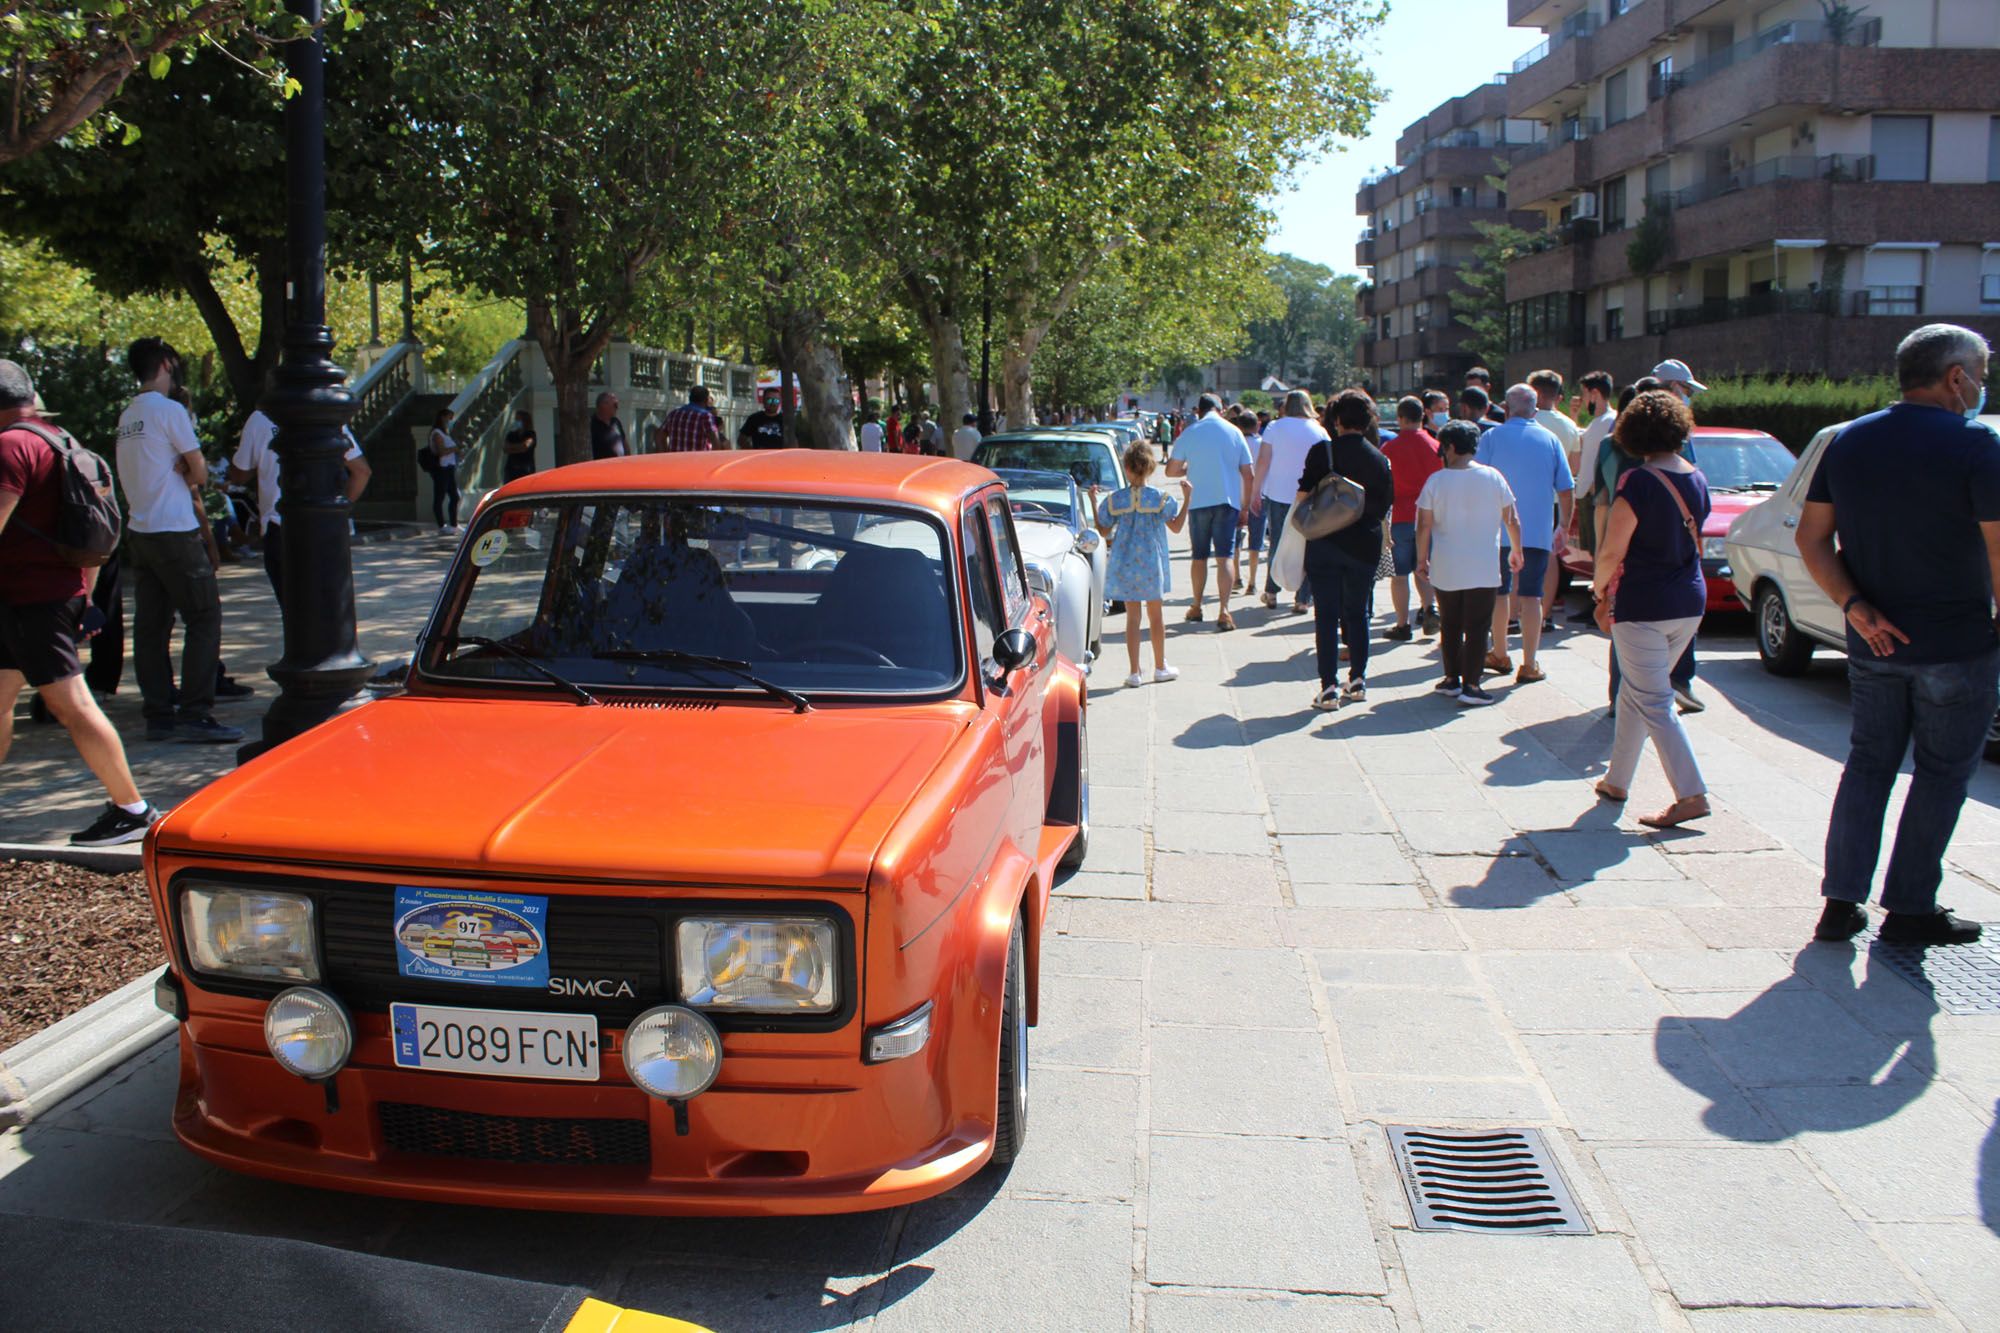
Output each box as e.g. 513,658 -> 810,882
1822,648 -> 2000,913
1261,499 -> 1311,604
1304,540 -> 1374,688
1187,504 -> 1240,560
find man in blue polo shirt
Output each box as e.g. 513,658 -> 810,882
1165,394 -> 1253,630
1480,385 -> 1573,684
1798,323 -> 2000,946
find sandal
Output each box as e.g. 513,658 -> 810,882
1217,611 -> 1236,632
1184,607 -> 1204,623
1640,796 -> 1711,830
1594,782 -> 1628,803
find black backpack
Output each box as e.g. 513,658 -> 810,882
10,422 -> 122,567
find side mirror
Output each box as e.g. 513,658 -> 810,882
992,627 -> 1036,675
1073,528 -> 1101,556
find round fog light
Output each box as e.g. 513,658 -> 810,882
624,1005 -> 722,1100
264,986 -> 353,1080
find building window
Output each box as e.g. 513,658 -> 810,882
1645,162 -> 1671,210
1605,307 -> 1624,341
1647,56 -> 1673,101
1871,115 -> 1931,183
1989,116 -> 2000,183
1861,248 -> 1925,315
1601,177 -> 1628,233
1604,70 -> 1629,127
1983,253 -> 2000,312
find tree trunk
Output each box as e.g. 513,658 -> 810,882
551,363 -> 593,468
174,254 -> 260,413
529,295 -> 623,466
999,344 -> 1035,430
775,326 -> 799,448
796,327 -> 855,450
918,314 -> 971,445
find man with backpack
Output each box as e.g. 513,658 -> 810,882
0,359 -> 160,845
114,338 -> 242,744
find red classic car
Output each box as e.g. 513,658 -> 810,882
1561,425 -> 1794,612
146,452 -> 1088,1215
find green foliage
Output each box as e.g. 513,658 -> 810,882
0,1 -> 354,165
1246,254 -> 1363,393
1235,389 -> 1272,412
1626,208 -> 1670,277
1690,376 -> 1900,452
1455,220 -> 1535,379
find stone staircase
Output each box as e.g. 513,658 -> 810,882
354,391 -> 456,522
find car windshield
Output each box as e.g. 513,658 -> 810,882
974,440 -> 1118,489
424,496 -> 960,697
1696,436 -> 1796,491
992,470 -> 1079,528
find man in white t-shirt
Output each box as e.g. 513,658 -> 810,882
114,338 -> 240,745
1527,368 -> 1582,623
1247,389 -> 1327,612
229,407 -> 371,609
952,413 -> 982,459
857,405 -> 884,453
1415,419 -> 1523,707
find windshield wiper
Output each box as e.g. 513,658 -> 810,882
449,634 -> 597,706
595,648 -> 811,713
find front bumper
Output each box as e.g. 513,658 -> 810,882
170,985 -> 990,1217
1701,559 -> 1737,612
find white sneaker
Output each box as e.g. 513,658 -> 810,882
1125,671 -> 1145,688
1153,666 -> 1179,683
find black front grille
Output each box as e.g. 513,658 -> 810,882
319,886 -> 666,1024
378,1102 -> 651,1167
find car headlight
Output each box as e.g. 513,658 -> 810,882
624,1005 -> 723,1100
1702,537 -> 1730,559
1023,559 -> 1058,600
182,886 -> 319,982
676,917 -> 838,1013
264,986 -> 352,1079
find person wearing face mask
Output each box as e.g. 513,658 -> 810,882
1424,390 -> 1451,434
1796,324 -> 2000,948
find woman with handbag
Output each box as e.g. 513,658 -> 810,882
1589,390 -> 1712,829
1296,389 -> 1394,711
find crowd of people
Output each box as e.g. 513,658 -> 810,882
1111,323 -> 2000,945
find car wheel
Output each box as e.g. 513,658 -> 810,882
1058,717 -> 1089,870
1754,584 -> 1814,676
1986,706 -> 2000,763
990,914 -> 1029,1166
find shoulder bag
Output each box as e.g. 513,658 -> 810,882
1289,438 -> 1365,539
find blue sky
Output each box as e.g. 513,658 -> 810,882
1267,2 -> 1525,275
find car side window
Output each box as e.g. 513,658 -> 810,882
1788,433 -> 1830,502
962,504 -> 1003,666
984,496 -> 1029,624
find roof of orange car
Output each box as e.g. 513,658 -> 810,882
492,450 -> 999,516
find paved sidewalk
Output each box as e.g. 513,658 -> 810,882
0,535 -> 456,845
4,541 -> 1999,1330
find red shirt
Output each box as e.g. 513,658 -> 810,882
0,419 -> 90,606
659,403 -> 719,452
1384,427 -> 1445,525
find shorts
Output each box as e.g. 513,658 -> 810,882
1187,504 -> 1241,560
1246,501 -> 1270,553
0,596 -> 87,687
1390,521 -> 1418,576
1497,546 -> 1551,596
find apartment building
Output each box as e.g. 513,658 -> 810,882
1499,0 -> 2000,385
1356,83 -> 1543,394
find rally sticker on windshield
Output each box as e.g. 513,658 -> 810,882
469,530 -> 509,566
393,886 -> 550,989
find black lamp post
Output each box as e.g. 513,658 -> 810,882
240,0 -> 370,761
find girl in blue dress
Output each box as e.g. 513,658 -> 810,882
1094,441 -> 1192,687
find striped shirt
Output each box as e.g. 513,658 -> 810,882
660,403 -> 720,453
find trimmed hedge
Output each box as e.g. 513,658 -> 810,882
1690,376 -> 1899,454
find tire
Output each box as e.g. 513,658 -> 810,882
990,914 -> 1029,1166
1754,583 -> 1814,676
1057,718 -> 1089,870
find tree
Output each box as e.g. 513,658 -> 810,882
0,1 -> 356,166
1246,254 -> 1363,392
1454,219 -> 1535,381
386,0 -> 832,464
0,26 -> 403,412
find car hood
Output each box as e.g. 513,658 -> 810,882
1703,490 -> 1772,536
156,695 -> 972,888
1012,517 -> 1082,562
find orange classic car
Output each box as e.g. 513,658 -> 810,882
145,452 -> 1090,1215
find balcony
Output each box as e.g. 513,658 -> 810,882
1642,290 -> 1841,337
1510,11 -> 1598,76
1356,231 -> 1377,267
1672,154 -> 1873,210
1656,18 -> 1878,98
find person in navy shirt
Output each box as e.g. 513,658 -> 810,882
1798,324 -> 2000,946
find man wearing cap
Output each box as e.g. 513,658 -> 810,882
0,359 -> 161,845
1653,359 -> 1706,407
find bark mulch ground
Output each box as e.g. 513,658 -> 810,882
0,860 -> 162,1051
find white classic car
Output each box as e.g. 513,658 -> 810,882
990,468 -> 1106,672
1725,414 -> 2000,761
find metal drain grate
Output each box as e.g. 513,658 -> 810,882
1385,1126 -> 1591,1234
1856,930 -> 2000,1014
